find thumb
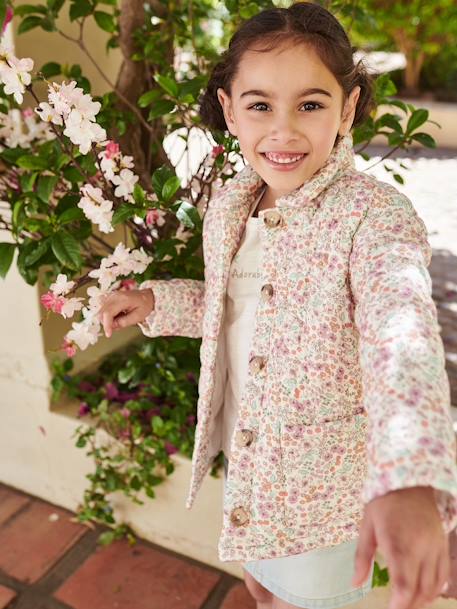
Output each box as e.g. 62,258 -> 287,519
352,514 -> 376,587
113,308 -> 142,329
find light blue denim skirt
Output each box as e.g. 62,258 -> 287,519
223,456 -> 374,609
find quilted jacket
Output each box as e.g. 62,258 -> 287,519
138,132 -> 457,562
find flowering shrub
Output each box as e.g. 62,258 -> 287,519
0,0 -> 438,554
51,333 -> 206,545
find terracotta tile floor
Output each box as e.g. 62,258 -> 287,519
0,483 -> 255,609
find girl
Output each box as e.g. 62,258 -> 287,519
98,4 -> 457,609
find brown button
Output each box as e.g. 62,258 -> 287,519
260,283 -> 274,301
230,507 -> 249,527
249,355 -> 266,374
235,429 -> 254,448
264,210 -> 282,228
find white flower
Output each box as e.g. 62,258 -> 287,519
111,168 -> 138,199
35,102 -> 64,126
129,247 -> 153,274
99,154 -> 117,181
63,109 -> 107,155
60,297 -> 85,319
88,265 -> 119,291
65,312 -> 100,350
0,55 -> 34,104
48,81 -> 82,117
73,93 -> 101,122
50,273 -> 75,296
175,224 -> 193,253
78,184 -> 114,234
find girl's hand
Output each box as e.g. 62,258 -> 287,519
352,486 -> 450,609
97,288 -> 155,338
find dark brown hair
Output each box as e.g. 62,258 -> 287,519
198,2 -> 376,134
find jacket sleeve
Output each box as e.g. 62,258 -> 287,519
349,190 -> 457,534
136,278 -> 204,339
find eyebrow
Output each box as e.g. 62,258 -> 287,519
239,87 -> 332,99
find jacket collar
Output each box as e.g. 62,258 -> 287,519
210,132 -> 356,210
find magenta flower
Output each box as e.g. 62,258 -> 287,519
78,402 -> 90,417
164,441 -> 178,455
1,6 -> 13,34
105,382 -> 119,400
211,144 -> 225,158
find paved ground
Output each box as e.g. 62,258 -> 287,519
0,484 -> 254,609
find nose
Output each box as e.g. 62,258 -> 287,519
268,111 -> 301,143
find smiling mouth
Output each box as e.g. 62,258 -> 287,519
260,152 -> 308,167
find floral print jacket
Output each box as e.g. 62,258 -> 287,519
138,133 -> 457,562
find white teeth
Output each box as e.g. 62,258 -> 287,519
265,152 -> 304,164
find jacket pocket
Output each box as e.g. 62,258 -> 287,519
279,408 -> 368,535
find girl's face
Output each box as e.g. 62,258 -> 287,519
217,42 -> 361,202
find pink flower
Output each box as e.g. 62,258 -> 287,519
62,338 -> 77,357
41,291 -> 65,314
104,140 -> 120,159
1,6 -> 13,34
120,407 -> 130,419
211,144 -> 225,158
119,279 -> 136,291
145,208 -> 166,227
22,107 -> 34,118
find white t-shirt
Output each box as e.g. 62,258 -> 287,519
222,187 -> 266,458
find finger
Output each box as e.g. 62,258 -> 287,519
113,308 -> 142,329
436,537 -> 451,598
100,299 -> 130,337
410,555 -> 438,609
386,548 -> 420,609
352,514 -> 376,587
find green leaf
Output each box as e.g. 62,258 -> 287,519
406,109 -> 429,134
63,166 -> 85,183
175,200 -> 201,230
93,10 -> 115,32
18,15 -> 45,34
148,99 -> 175,120
112,204 -> 141,226
57,207 -> 85,224
24,238 -> 51,265
15,5 -> 48,17
132,183 -> 145,206
48,0 -> 66,14
0,243 -> 16,278
37,175 -> 59,203
411,132 -> 436,148
387,99 -> 408,114
162,176 -> 181,202
393,173 -> 404,185
0,146 -> 30,165
40,61 -> 61,78
0,1 -> 6,25
153,74 -> 179,98
17,155 -> 49,171
375,113 -> 403,133
151,166 -> 175,199
137,88 -> 162,108
19,172 -> 38,193
51,231 -> 82,270
70,0 -> 93,21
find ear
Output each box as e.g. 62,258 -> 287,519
216,87 -> 238,137
338,85 -> 361,137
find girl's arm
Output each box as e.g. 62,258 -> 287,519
136,278 -> 205,339
349,190 -> 457,535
